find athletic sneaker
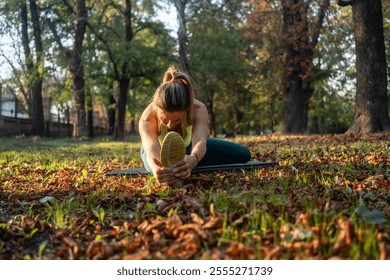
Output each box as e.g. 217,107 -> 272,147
160,131 -> 185,167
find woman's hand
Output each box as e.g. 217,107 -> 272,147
153,166 -> 177,185
172,154 -> 197,179
151,154 -> 197,183
150,157 -> 176,185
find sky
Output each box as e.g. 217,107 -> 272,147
156,4 -> 178,36
0,36 -> 14,81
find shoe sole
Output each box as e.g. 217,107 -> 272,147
160,131 -> 185,167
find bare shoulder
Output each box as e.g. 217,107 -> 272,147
139,103 -> 158,133
140,103 -> 156,121
194,99 -> 208,114
193,99 -> 208,121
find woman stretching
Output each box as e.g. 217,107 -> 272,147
139,66 -> 251,185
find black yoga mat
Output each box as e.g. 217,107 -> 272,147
104,161 -> 278,177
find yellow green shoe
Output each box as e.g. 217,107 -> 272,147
160,131 -> 186,167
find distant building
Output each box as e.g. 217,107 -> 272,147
0,86 -> 29,119
0,83 -> 122,136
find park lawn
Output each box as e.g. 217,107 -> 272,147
0,133 -> 389,260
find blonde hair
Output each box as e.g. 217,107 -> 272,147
153,66 -> 195,124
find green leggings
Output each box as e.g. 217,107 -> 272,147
140,138 -> 251,172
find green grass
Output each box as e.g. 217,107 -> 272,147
0,133 -> 389,260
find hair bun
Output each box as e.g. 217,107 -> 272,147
163,66 -> 178,83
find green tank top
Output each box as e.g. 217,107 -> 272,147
158,112 -> 192,147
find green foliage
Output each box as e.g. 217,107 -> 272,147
309,79 -> 354,134
188,1 -> 253,134
0,0 -> 385,135
93,206 -> 106,226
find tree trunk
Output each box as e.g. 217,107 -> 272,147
280,0 -> 329,134
346,0 -> 390,133
130,116 -> 136,135
280,0 -> 311,133
20,3 -> 32,113
71,73 -> 86,137
114,77 -> 130,139
112,0 -> 133,140
71,0 -> 88,137
107,93 -> 116,135
174,0 -> 190,74
21,1 -> 45,136
207,93 -> 216,137
86,87 -> 94,138
29,0 -> 45,137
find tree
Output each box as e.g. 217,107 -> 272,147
20,0 -> 45,136
89,0 -> 174,139
306,4 -> 356,134
172,0 -> 190,74
86,0 -> 142,139
112,0 -> 132,140
243,0 -> 284,134
189,0 -> 247,136
0,1 -> 44,127
338,0 -> 390,133
280,0 -> 330,134
48,0 -> 88,137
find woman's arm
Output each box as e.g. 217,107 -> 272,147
173,101 -> 209,178
189,101 -> 209,167
139,104 -> 175,184
139,104 -> 160,170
